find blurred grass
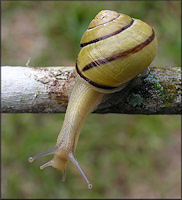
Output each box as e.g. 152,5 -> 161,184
1,1 -> 181,199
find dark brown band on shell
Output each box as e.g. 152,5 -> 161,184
76,62 -> 118,90
88,13 -> 120,29
82,29 -> 155,72
81,19 -> 134,48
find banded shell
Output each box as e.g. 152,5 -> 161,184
76,10 -> 158,93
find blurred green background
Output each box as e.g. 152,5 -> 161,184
1,1 -> 181,199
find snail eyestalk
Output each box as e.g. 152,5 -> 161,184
28,146 -> 59,163
69,153 -> 92,189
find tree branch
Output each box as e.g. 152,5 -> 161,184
1,66 -> 181,114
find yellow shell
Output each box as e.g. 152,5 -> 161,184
76,10 -> 158,93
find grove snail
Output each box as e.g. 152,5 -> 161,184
29,10 -> 158,189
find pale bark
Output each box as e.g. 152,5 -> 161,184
1,66 -> 181,114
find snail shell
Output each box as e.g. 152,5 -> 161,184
76,10 -> 157,93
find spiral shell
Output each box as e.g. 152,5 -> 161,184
76,10 -> 158,93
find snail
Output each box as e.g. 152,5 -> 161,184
29,10 -> 158,189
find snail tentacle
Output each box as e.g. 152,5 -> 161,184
28,145 -> 59,163
62,169 -> 66,182
69,153 -> 93,189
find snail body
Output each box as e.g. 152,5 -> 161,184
29,10 -> 158,189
